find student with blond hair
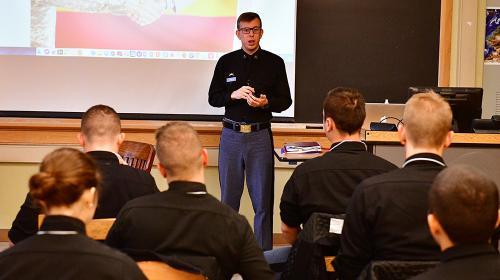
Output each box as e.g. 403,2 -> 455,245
334,91 -> 453,279
106,122 -> 273,280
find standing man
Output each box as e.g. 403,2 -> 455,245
208,12 -> 292,250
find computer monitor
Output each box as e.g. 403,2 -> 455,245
408,87 -> 483,133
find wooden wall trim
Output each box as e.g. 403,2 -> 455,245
0,229 -> 8,242
365,131 -> 500,145
439,0 -> 453,86
0,118 -> 330,149
3,118 -> 498,148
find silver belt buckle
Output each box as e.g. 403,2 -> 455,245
240,124 -> 252,133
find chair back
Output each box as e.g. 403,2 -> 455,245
124,250 -> 222,280
282,212 -> 345,279
358,260 -> 438,280
118,140 -> 156,172
38,215 -> 115,240
137,261 -> 206,280
300,212 -> 346,247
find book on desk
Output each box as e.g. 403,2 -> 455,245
283,141 -> 322,154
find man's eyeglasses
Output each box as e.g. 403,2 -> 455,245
238,27 -> 262,34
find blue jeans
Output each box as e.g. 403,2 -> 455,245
264,246 -> 292,279
218,127 -> 274,250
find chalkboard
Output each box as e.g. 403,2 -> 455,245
294,0 -> 441,123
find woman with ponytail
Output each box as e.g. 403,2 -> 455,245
0,148 -> 146,280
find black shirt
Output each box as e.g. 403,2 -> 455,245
106,181 -> 274,280
0,215 -> 146,280
411,244 -> 500,280
8,151 -> 159,243
208,48 -> 292,123
280,141 -> 397,227
334,153 -> 445,280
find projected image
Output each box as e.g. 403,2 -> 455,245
0,0 -> 294,61
33,0 -> 236,51
1,0 -> 250,60
0,0 -> 296,117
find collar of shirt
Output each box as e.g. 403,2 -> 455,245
402,153 -> 445,168
441,244 -> 497,263
39,215 -> 86,235
240,47 -> 262,60
87,150 -> 120,165
112,151 -> 128,165
168,181 -> 208,195
329,141 -> 367,152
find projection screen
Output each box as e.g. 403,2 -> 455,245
0,0 -> 296,119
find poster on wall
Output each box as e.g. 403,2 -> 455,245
485,7 -> 500,64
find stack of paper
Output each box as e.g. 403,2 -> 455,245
283,141 -> 322,154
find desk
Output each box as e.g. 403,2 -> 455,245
364,131 -> 500,186
365,131 -> 500,146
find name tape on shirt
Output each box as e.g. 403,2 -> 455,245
329,218 -> 344,234
226,76 -> 236,83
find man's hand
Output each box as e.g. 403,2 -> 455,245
281,222 -> 300,245
231,86 -> 255,100
247,94 -> 269,108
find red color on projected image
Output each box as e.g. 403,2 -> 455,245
55,12 -> 235,52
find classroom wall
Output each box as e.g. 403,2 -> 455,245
483,0 -> 500,117
451,0 -> 499,117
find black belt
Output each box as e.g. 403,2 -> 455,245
222,119 -> 270,133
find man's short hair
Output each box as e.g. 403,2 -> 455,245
323,87 -> 366,135
403,91 -> 452,148
155,122 -> 203,177
81,105 -> 121,142
429,165 -> 499,245
237,12 -> 262,29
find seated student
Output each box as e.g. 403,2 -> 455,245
0,148 -> 146,280
411,165 -> 500,280
334,91 -> 453,279
269,88 -> 397,277
8,104 -> 159,244
106,122 -> 273,280
280,87 -> 397,245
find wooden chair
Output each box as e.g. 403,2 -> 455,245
357,260 -> 438,280
281,212 -> 344,278
137,261 -> 206,280
325,256 -> 335,272
118,140 -> 156,173
38,215 -> 115,240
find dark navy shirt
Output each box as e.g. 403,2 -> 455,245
0,215 -> 146,280
8,151 -> 159,244
411,244 -> 500,280
208,48 -> 292,123
106,181 -> 273,280
334,153 -> 445,280
280,141 -> 397,227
